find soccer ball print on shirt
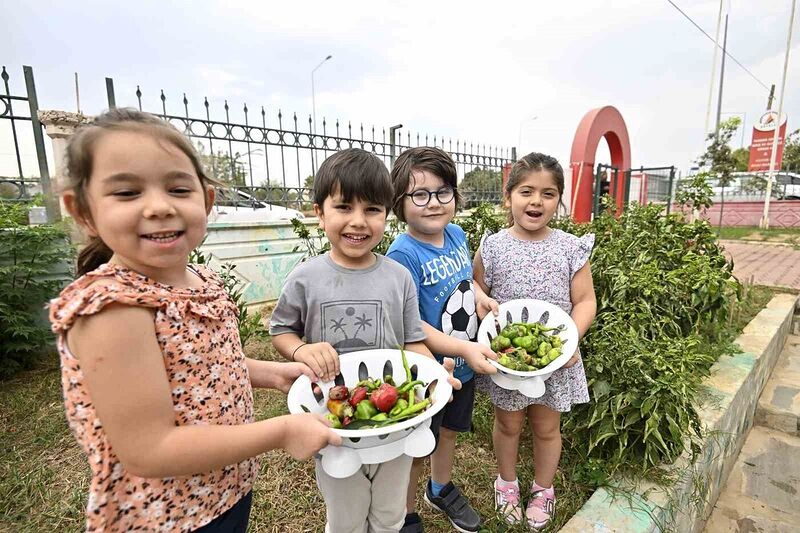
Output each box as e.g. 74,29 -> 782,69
441,279 -> 478,341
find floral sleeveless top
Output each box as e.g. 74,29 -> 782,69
49,264 -> 257,532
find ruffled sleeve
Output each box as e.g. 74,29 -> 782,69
570,233 -> 595,278
49,264 -> 237,335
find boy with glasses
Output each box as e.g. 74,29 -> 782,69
387,147 -> 498,533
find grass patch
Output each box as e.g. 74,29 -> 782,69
717,226 -> 800,245
0,285 -> 775,532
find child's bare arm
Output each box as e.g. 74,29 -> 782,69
246,358 -> 317,393
419,322 -> 496,374
570,261 -> 597,337
564,261 -> 597,368
271,332 -> 339,382
69,305 -> 340,478
404,340 -> 462,391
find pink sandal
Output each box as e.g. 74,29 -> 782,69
494,478 -> 524,525
526,483 -> 555,530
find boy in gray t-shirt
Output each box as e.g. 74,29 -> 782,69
270,149 -> 458,533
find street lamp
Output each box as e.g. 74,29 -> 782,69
311,55 -> 333,136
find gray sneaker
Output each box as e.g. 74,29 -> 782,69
423,481 -> 481,533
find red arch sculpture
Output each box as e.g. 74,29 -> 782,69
569,106 -> 631,222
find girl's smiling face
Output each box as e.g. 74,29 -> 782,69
506,170 -> 560,240
71,130 -> 214,284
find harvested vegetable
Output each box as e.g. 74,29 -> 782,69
491,321 -> 565,371
323,348 -> 433,429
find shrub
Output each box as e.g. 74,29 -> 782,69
556,200 -> 740,471
0,203 -> 73,379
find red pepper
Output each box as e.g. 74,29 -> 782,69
342,416 -> 353,427
349,386 -> 368,407
329,385 -> 350,401
370,383 -> 399,413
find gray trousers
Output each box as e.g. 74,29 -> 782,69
316,454 -> 413,533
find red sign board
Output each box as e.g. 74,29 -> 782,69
748,111 -> 788,172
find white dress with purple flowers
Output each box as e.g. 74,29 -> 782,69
477,228 -> 594,412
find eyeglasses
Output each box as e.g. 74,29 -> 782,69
405,187 -> 456,207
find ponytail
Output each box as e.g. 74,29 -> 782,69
76,237 -> 113,276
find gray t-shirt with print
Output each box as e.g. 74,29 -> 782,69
269,253 -> 426,352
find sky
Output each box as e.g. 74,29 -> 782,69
2,0 -> 798,188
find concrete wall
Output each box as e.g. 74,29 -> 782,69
200,218 -> 319,308
702,200 -> 800,228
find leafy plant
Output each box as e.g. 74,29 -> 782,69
0,203 -> 73,379
188,247 -> 267,349
457,203 -> 505,256
555,200 -> 740,473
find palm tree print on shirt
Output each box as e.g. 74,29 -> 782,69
320,300 -> 383,352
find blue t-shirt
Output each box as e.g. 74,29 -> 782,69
386,223 -> 477,382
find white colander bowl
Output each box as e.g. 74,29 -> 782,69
477,299 -> 579,398
287,348 -> 452,478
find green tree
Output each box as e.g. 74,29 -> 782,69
697,117 -> 741,227
196,143 -> 248,186
460,167 -> 501,192
782,128 -> 800,172
460,167 -> 502,207
731,147 -> 749,172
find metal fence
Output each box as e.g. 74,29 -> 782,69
0,65 -> 59,220
624,166 -> 677,212
104,77 -> 514,212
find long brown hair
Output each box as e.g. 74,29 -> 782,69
504,152 -> 565,226
62,108 -> 217,276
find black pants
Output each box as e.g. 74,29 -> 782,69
194,491 -> 253,533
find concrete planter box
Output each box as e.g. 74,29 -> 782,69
561,293 -> 799,533
200,218 -> 320,308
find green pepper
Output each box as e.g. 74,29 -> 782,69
498,355 -> 513,368
324,413 -> 343,429
384,375 -> 395,386
401,347 -> 413,382
537,342 -> 552,357
501,325 -> 518,339
512,335 -> 533,350
497,335 -> 512,349
388,398 -> 431,421
370,412 -> 388,421
397,380 -> 424,393
551,336 -> 563,347
355,400 -> 379,420
389,398 -> 409,416
548,348 -> 560,361
490,337 -> 500,352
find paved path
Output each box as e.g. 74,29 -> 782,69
705,335 -> 800,533
720,240 -> 800,290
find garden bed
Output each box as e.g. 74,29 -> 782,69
560,293 -> 798,533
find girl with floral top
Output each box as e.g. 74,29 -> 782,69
49,108 -> 340,532
473,152 -> 597,530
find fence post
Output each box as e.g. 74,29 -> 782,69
666,166 -> 676,214
23,66 -> 61,222
106,77 -> 116,109
389,124 -> 403,168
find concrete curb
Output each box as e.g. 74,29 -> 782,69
559,293 -> 799,533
